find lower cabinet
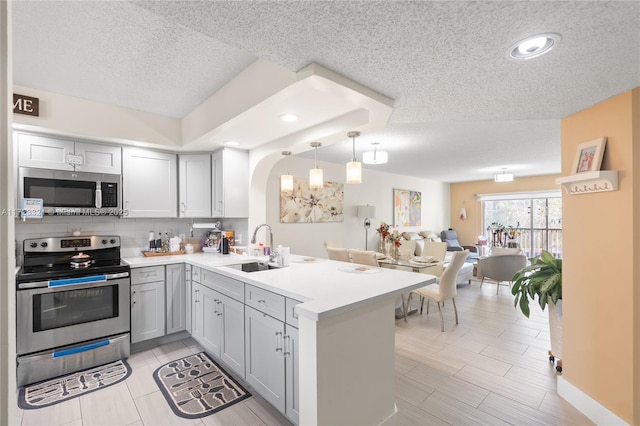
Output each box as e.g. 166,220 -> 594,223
165,264 -> 186,334
192,282 -> 245,378
131,280 -> 165,343
245,305 -> 299,424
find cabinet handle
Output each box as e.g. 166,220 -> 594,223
181,202 -> 186,214
283,334 -> 291,357
125,201 -> 129,211
275,331 -> 283,352
217,301 -> 223,316
257,299 -> 266,304
131,291 -> 136,305
194,289 -> 199,302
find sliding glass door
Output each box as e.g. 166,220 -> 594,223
482,194 -> 562,258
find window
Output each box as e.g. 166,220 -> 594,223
480,191 -> 562,258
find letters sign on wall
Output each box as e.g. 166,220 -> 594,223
13,93 -> 39,116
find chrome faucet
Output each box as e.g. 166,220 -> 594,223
251,223 -> 275,262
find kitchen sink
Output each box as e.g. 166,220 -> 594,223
227,261 -> 280,273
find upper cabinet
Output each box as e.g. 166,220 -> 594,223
17,132 -> 121,175
123,147 -> 177,218
212,148 -> 249,218
178,154 -> 211,218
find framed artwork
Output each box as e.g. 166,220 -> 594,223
279,177 -> 344,223
393,188 -> 421,227
572,137 -> 607,173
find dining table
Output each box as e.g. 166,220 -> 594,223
376,255 -> 442,320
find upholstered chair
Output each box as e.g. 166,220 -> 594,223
325,247 -> 351,262
420,241 -> 448,277
349,249 -> 379,266
477,253 -> 527,294
408,250 -> 469,331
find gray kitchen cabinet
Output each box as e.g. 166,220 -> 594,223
122,147 -> 177,217
245,306 -> 286,413
285,324 -> 299,425
17,131 -> 121,174
185,265 -> 192,334
165,263 -> 186,335
131,265 -> 166,344
191,277 -> 245,379
211,148 -> 249,218
178,154 -> 211,218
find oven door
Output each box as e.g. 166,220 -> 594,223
17,273 -> 130,355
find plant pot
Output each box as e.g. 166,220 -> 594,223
548,298 -> 563,359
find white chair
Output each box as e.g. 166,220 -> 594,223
324,240 -> 342,249
326,247 -> 350,262
420,241 -> 448,277
477,254 -> 527,294
409,250 -> 469,332
349,249 -> 379,266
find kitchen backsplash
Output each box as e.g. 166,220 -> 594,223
15,216 -> 248,265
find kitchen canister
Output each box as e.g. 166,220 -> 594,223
184,243 -> 194,254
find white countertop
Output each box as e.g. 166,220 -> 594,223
123,252 -> 435,321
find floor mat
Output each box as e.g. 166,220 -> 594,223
153,352 -> 250,419
18,359 -> 131,409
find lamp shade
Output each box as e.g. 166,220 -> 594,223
280,174 -> 293,192
357,205 -> 376,218
495,172 -> 514,182
309,168 -> 323,189
346,161 -> 362,184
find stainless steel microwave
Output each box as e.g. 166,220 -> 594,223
18,167 -> 122,215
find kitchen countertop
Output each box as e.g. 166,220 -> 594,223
123,252 -> 435,321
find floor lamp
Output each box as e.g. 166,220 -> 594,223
357,205 -> 376,250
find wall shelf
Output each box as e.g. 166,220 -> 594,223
555,170 -> 619,194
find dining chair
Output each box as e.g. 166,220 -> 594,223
409,250 -> 469,332
324,240 -> 343,249
326,247 -> 351,262
420,241 -> 448,277
349,249 -> 379,266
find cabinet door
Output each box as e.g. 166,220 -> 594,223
219,293 -> 245,378
178,154 -> 211,218
74,142 -> 122,174
285,325 -> 299,424
17,132 -> 74,170
201,286 -> 222,357
192,283 -> 204,341
211,148 -> 249,218
185,265 -> 192,334
131,281 -> 166,344
122,147 -> 177,217
211,150 -> 224,217
245,306 -> 285,412
165,264 -> 185,335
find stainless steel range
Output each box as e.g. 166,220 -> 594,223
16,235 -> 130,386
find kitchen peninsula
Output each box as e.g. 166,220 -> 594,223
125,252 -> 436,425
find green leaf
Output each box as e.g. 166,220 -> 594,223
519,295 -> 530,318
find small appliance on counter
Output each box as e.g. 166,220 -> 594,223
202,222 -> 222,252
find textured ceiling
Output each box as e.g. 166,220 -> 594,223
12,1 -> 640,183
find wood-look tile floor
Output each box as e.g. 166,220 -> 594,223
15,279 -> 593,425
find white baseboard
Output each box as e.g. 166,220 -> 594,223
557,376 -> 628,425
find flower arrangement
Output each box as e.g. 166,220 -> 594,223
376,222 -> 405,246
376,221 -> 390,238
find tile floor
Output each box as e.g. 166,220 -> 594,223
15,278 -> 594,425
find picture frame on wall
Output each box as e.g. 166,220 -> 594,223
572,136 -> 607,173
393,188 -> 421,227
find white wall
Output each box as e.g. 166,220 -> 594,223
265,157 -> 450,258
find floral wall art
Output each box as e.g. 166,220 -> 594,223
280,177 -> 344,223
393,188 -> 421,227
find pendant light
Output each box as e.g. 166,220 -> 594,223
280,151 -> 293,192
346,131 -> 362,184
362,142 -> 388,164
309,142 -> 323,189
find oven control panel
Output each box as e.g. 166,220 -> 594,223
23,236 -> 121,253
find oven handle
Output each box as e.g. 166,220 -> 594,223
52,339 -> 110,359
18,272 -> 130,290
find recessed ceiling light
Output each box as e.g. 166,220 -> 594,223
223,140 -> 239,146
508,33 -> 561,60
279,114 -> 299,122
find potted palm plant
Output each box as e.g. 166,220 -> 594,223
511,250 -> 563,371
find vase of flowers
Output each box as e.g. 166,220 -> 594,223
376,222 -> 390,254
385,230 -> 405,261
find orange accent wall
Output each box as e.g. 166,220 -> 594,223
449,175 -> 560,246
561,89 -> 639,424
